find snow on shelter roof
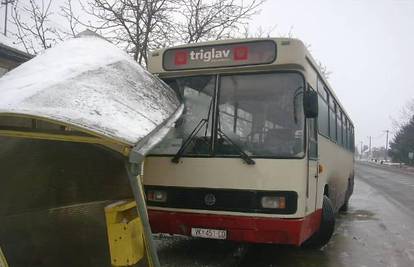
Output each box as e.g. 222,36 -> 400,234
0,34 -> 182,148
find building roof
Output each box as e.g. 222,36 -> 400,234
0,34 -> 33,63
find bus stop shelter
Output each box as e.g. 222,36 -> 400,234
0,33 -> 182,267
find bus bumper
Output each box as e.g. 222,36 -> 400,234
148,209 -> 322,245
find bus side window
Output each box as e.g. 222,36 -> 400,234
309,118 -> 318,158
329,96 -> 337,141
351,124 -> 354,151
336,106 -> 342,144
317,90 -> 329,137
344,118 -> 348,149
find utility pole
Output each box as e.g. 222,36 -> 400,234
1,0 -> 14,36
368,136 -> 372,160
385,130 -> 389,161
360,141 -> 363,160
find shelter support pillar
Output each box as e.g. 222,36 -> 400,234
125,158 -> 161,267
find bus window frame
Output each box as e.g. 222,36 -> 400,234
147,70 -> 309,160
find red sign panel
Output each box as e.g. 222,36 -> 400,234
174,51 -> 188,65
233,46 -> 249,61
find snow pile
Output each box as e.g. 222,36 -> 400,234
0,35 -> 182,146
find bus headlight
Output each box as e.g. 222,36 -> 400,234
261,196 -> 286,209
146,190 -> 167,202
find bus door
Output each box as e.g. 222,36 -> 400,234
307,118 -> 319,212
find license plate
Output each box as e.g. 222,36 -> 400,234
191,228 -> 227,240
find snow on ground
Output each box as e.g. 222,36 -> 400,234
0,35 -> 182,146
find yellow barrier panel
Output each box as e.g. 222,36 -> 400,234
0,247 -> 9,267
105,200 -> 145,266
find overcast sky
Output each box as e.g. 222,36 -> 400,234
1,0 -> 413,149
249,0 -> 414,148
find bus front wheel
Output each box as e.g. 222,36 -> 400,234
340,177 -> 353,212
339,199 -> 349,212
303,195 -> 335,248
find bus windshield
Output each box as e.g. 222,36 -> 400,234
151,75 -> 215,156
150,72 -> 305,158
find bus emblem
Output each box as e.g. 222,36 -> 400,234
233,46 -> 248,60
204,193 -> 216,206
174,51 -> 188,65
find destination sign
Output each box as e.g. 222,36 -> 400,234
163,40 -> 276,70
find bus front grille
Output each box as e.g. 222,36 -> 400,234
145,186 -> 297,214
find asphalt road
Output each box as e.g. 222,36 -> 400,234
154,162 -> 414,267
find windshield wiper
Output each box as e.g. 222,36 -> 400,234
171,118 -> 208,163
217,129 -> 255,165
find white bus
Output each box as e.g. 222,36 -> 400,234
143,38 -> 355,247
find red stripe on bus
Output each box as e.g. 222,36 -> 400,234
148,209 -> 322,245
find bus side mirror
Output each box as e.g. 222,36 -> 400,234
304,90 -> 318,118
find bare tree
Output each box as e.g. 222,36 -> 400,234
79,0 -> 176,65
241,24 -> 332,80
317,61 -> 332,80
391,98 -> 414,130
11,0 -> 60,54
60,0 -> 80,38
7,0 -> 267,64
176,0 -> 266,43
401,98 -> 414,122
241,24 -> 277,38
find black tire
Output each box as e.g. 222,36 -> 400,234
340,177 -> 353,213
339,199 -> 349,212
302,196 -> 335,248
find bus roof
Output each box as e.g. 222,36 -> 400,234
148,37 -> 353,126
